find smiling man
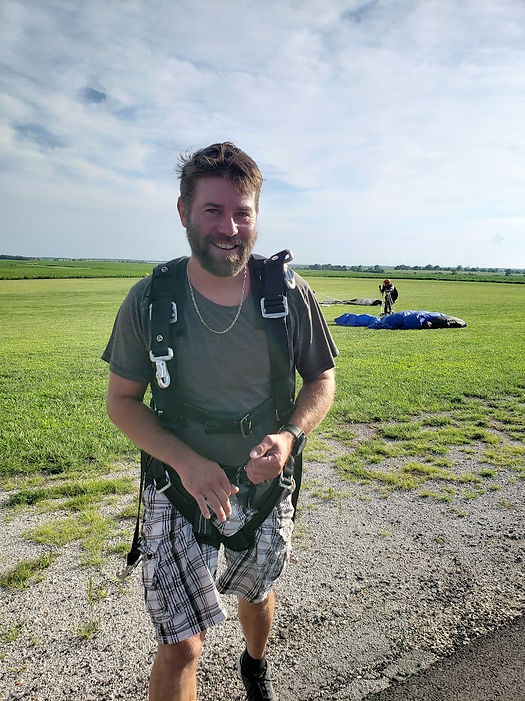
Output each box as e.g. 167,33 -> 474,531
103,142 -> 337,701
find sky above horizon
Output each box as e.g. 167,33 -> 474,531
1,0 -> 524,268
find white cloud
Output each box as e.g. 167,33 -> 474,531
0,0 -> 524,267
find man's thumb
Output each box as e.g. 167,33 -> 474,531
249,438 -> 271,459
249,444 -> 263,459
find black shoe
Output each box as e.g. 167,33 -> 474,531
237,651 -> 277,701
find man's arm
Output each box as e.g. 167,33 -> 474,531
106,371 -> 237,521
245,368 -> 336,484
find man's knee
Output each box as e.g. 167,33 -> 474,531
155,632 -> 206,672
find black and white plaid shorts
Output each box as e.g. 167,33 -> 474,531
140,484 -> 294,644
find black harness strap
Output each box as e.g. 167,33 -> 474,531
176,397 -> 275,436
116,450 -> 150,580
144,456 -> 296,551
148,258 -> 187,404
249,251 -> 296,422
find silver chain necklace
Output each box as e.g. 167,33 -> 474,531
186,264 -> 248,334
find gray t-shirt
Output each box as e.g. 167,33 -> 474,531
102,259 -> 338,464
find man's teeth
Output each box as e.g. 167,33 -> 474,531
215,242 -> 236,249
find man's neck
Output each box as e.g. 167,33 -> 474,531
187,256 -> 251,305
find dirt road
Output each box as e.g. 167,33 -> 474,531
1,446 -> 523,700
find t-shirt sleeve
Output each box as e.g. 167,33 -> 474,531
289,276 -> 339,383
101,278 -> 153,384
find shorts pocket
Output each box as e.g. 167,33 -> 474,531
142,538 -> 173,624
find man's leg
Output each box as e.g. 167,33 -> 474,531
237,590 -> 275,659
237,592 -> 277,699
149,631 -> 206,701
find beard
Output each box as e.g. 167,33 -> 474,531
186,221 -> 257,277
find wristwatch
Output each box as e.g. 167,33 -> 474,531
278,424 -> 307,457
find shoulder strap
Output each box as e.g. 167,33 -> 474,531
249,250 -> 296,422
148,257 -> 187,391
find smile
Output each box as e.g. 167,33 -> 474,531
213,242 -> 237,250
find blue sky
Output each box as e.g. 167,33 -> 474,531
1,0 -> 524,267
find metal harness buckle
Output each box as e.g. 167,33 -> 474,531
260,295 -> 289,319
239,413 -> 253,438
279,466 -> 294,490
117,559 -> 142,582
153,469 -> 172,494
149,348 -> 174,389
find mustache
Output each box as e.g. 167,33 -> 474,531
205,235 -> 244,247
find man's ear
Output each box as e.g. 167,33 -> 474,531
177,197 -> 188,227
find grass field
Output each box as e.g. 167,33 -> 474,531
0,258 -> 154,280
0,273 -> 523,577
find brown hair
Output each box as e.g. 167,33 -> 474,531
177,142 -> 263,211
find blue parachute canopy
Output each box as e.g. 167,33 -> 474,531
335,310 -> 467,330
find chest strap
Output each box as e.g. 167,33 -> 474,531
175,397 -> 275,436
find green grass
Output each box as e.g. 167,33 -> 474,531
306,275 -> 524,421
0,258 -> 154,280
1,272 -> 524,578
298,267 -> 525,284
24,509 -> 117,567
8,477 -> 134,507
0,278 -> 141,482
2,276 -> 523,481
0,553 -> 55,590
0,622 -> 25,643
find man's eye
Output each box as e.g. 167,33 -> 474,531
205,208 -> 219,214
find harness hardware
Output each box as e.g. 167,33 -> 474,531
203,412 -> 253,436
240,413 -> 252,438
149,348 -> 174,389
260,294 -> 289,319
149,301 -> 178,324
153,468 -> 172,494
279,466 -> 294,490
117,560 -> 142,582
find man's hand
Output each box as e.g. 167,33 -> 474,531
245,432 -> 295,484
177,458 -> 239,522
106,373 -> 240,523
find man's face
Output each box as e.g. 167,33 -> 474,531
178,176 -> 258,277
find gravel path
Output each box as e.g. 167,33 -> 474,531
1,440 -> 523,700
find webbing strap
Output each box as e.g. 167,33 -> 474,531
148,258 -> 188,397
250,251 -> 295,421
150,263 -> 183,358
116,450 -> 149,580
145,456 -> 296,551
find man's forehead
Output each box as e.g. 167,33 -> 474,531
193,176 -> 256,207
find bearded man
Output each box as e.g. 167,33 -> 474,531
103,142 -> 337,701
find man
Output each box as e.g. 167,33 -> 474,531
378,278 -> 398,315
103,142 -> 337,701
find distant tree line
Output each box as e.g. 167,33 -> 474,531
298,262 -> 524,274
0,254 -> 32,260
393,263 -> 520,273
302,263 -> 386,273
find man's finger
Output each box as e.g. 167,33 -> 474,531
209,486 -> 235,522
195,494 -> 211,520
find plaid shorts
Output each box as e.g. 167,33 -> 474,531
140,484 -> 294,644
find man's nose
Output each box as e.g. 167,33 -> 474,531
218,215 -> 238,236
